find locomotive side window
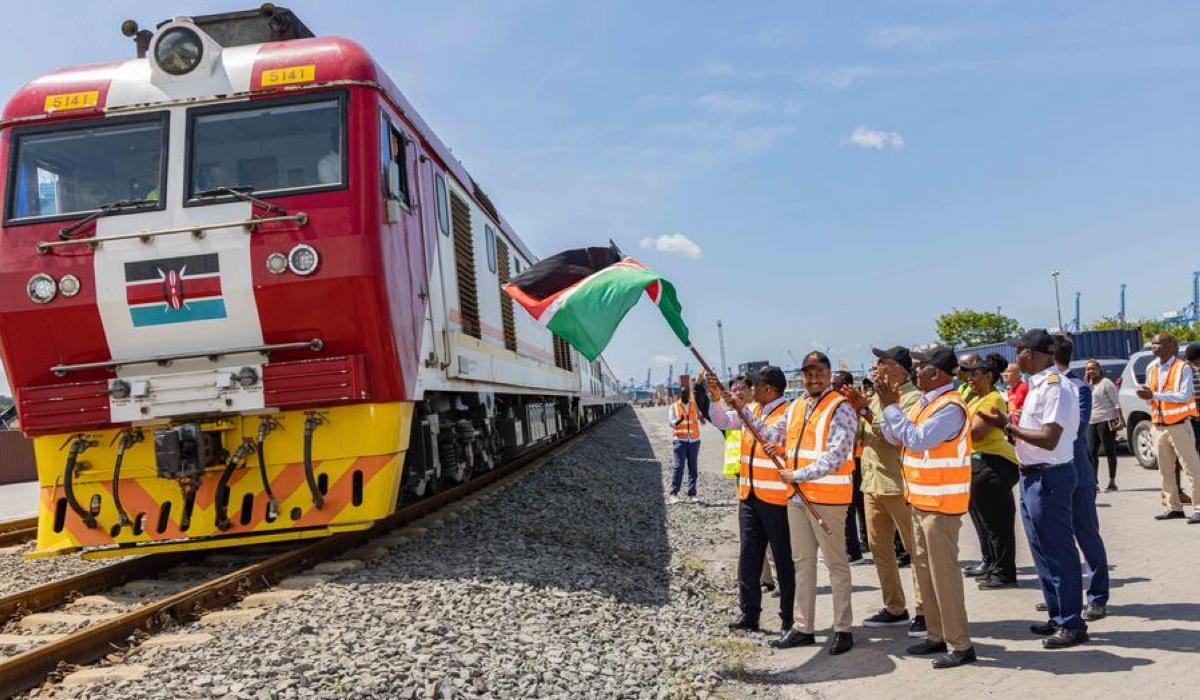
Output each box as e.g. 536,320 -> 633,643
434,174 -> 450,235
186,96 -> 344,201
6,115 -> 166,223
379,114 -> 411,208
485,225 -> 497,273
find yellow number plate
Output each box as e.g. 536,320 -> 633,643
43,91 -> 100,112
262,65 -> 316,87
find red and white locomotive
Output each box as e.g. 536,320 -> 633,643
0,6 -> 624,558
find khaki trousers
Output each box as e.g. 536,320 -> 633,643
864,493 -> 923,616
1155,422 -> 1200,512
911,510 -> 971,651
788,501 -> 853,634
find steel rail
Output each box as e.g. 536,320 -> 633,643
0,517 -> 39,548
0,517 -> 37,535
0,413 -> 609,700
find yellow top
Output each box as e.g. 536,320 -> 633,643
966,390 -> 1018,463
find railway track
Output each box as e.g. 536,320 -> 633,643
0,517 -> 37,548
0,420 -> 601,699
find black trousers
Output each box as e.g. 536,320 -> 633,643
738,493 -> 795,627
966,452 -> 1020,579
1086,421 -> 1118,482
844,460 -> 868,558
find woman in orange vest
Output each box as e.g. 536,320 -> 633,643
878,346 -> 976,669
667,380 -> 704,505
769,352 -> 857,656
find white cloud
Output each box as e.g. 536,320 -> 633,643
695,92 -> 769,115
841,126 -> 905,150
869,25 -> 957,50
639,233 -> 703,260
800,65 -> 875,90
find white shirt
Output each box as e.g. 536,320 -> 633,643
1014,366 -> 1079,466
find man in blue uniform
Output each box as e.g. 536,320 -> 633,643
1054,335 -> 1110,621
980,329 -> 1087,648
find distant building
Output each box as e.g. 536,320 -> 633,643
737,360 -> 770,376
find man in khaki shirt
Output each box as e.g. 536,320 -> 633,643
842,346 -> 925,636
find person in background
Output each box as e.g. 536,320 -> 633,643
1054,336 -> 1110,621
1003,362 -> 1028,424
879,346 -> 976,669
708,368 -> 797,635
1138,333 -> 1200,523
834,370 -> 869,564
1084,360 -> 1122,492
958,353 -> 1020,589
667,379 -> 703,505
768,352 -> 856,655
979,330 -> 1086,648
842,348 -> 926,639
1190,343 -> 1200,460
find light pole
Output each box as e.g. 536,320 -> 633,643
1051,270 -> 1063,331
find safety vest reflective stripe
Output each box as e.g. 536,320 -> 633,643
738,402 -> 792,505
1149,362 -> 1200,425
723,430 -> 742,477
900,391 -> 972,515
672,401 -> 701,439
784,392 -> 855,505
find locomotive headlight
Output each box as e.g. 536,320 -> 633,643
154,27 -> 204,76
27,274 -> 57,304
287,244 -> 320,276
58,274 -> 81,297
266,252 -> 288,275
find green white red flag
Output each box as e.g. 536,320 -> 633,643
502,245 -> 690,362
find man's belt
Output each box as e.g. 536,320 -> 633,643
1018,462 -> 1071,476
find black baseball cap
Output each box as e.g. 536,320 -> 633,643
747,365 -> 787,392
1007,328 -> 1055,354
912,346 -> 959,376
800,351 -> 831,372
871,346 -> 913,372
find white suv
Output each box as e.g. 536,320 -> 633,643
1118,347 -> 1196,468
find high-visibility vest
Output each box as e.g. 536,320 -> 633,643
900,391 -> 972,515
738,402 -> 792,505
784,392 -> 855,505
723,429 -> 742,478
1148,360 -> 1199,425
672,401 -> 700,440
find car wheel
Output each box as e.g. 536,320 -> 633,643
1131,420 -> 1157,469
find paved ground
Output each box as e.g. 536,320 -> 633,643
0,480 -> 37,520
644,407 -> 1200,700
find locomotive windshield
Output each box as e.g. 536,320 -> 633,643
6,118 -> 165,222
188,98 -> 343,200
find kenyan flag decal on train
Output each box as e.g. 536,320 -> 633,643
503,245 -> 690,361
124,253 -> 228,327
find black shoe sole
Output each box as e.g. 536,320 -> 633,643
1043,633 -> 1089,649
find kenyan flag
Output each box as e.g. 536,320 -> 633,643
503,245 -> 690,362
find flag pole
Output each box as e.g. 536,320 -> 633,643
685,344 -> 830,534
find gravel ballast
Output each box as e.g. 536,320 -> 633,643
50,407 -> 763,700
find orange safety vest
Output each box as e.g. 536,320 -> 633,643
672,401 -> 700,440
1148,360 -> 1200,425
784,392 -> 855,505
900,391 -> 972,515
738,401 -> 792,505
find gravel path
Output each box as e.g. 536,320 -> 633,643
0,542 -> 112,599
47,407 -> 762,700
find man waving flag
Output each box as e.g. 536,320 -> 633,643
502,243 -> 690,362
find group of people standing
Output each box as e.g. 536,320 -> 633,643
662,328 -> 1200,670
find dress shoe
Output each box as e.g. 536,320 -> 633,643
962,563 -> 990,578
1043,627 -> 1089,649
1030,620 -> 1058,636
728,614 -> 760,632
896,553 -> 912,568
828,632 -> 854,656
906,639 -> 948,655
977,574 -> 1018,589
1082,603 -> 1107,621
932,647 -> 977,669
768,628 -> 815,649
907,615 -> 927,638
1188,513 -> 1200,525
1104,482 -> 1118,492
1155,509 -> 1185,521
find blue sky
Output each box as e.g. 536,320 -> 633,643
2,1 -> 1199,395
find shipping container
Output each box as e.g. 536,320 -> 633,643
0,431 -> 36,485
960,328 -> 1144,363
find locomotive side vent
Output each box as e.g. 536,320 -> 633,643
450,193 -> 482,340
553,334 -> 573,372
496,239 -> 518,352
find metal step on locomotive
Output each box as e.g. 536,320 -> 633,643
0,5 -> 625,558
